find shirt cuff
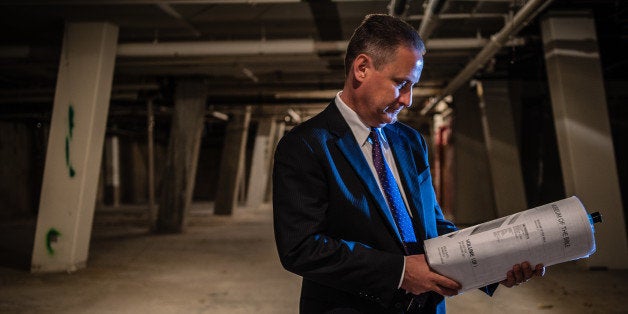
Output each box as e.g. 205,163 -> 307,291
398,256 -> 406,289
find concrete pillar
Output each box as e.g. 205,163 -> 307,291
452,85 -> 496,225
155,81 -> 207,233
541,11 -> 628,268
265,121 -> 286,203
127,141 -> 147,204
104,135 -> 121,207
246,118 -> 277,209
0,122 -> 34,219
476,80 -> 528,216
147,98 -> 157,228
31,22 -> 118,273
215,106 -> 252,215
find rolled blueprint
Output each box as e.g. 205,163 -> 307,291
424,196 -> 599,292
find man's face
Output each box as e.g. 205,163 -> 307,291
356,46 -> 423,128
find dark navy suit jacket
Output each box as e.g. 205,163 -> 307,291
273,102 -> 495,313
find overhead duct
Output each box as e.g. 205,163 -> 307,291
117,39 -> 343,57
389,0 -> 409,17
418,0 -> 448,41
420,0 -> 556,115
4,0 -> 301,4
115,37 -> 523,58
155,2 -> 201,37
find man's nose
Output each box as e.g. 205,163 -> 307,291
399,89 -> 413,108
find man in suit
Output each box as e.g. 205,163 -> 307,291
273,14 -> 544,314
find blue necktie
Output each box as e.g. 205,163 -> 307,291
370,128 -> 418,255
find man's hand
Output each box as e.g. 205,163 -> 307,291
500,262 -> 545,288
401,254 -> 461,296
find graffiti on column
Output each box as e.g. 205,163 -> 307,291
65,105 -> 76,177
46,228 -> 61,256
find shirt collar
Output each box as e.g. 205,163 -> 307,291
334,91 -> 387,147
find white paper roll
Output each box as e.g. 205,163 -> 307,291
424,196 -> 597,292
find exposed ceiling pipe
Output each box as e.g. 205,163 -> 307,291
418,0 -> 449,41
155,2 -> 201,37
420,0 -> 556,115
115,37 -> 524,58
407,13 -> 506,21
0,36 -> 525,59
0,84 -> 159,99
1,0 -> 302,4
0,92 -> 138,104
117,39 -> 324,57
389,0 -> 409,17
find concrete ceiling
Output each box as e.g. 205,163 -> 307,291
0,0 -> 624,115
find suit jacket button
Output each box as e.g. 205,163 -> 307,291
394,302 -> 403,309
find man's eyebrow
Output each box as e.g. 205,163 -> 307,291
393,76 -> 412,83
395,77 -> 418,85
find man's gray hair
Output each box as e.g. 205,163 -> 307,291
344,14 -> 425,76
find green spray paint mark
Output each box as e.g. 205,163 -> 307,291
46,228 -> 61,255
68,105 -> 74,137
65,105 -> 75,177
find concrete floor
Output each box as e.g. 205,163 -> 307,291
1,203 -> 627,314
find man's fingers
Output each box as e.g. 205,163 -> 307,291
434,284 -> 458,297
501,262 -> 546,288
522,262 -> 534,280
432,273 -> 461,291
501,270 -> 515,287
513,264 -> 524,283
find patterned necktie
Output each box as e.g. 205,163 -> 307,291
370,128 -> 418,255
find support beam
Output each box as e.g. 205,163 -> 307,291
104,135 -> 121,207
452,85 -> 496,225
31,22 -> 118,273
147,98 -> 157,229
246,118 -> 276,209
418,0 -> 448,41
265,120 -> 285,203
541,11 -> 628,269
155,81 -> 207,233
307,0 -> 343,42
214,106 -> 252,215
474,80 -> 527,216
126,140 -> 148,204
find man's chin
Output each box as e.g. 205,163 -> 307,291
373,113 -> 398,127
385,115 -> 398,124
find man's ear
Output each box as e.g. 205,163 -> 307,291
352,54 -> 371,82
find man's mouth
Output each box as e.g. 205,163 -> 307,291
383,105 -> 402,115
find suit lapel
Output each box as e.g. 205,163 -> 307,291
384,126 -> 428,240
325,104 -> 404,244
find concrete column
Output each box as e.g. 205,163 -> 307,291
0,122 -> 34,218
542,11 -> 628,268
31,22 -> 118,273
246,118 -> 276,209
452,85 -> 496,225
215,106 -> 252,215
476,80 -> 528,216
155,81 -> 207,233
127,141 -> 147,204
265,121 -> 285,203
147,98 -> 157,228
104,135 -> 121,207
